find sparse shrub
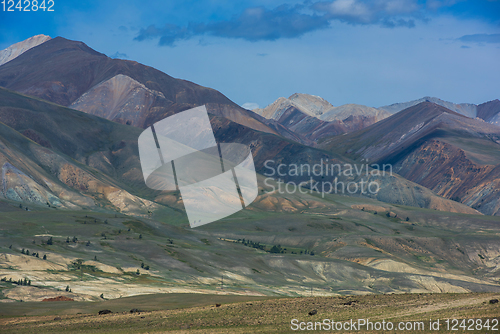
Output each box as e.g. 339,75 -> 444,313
136,269 -> 140,275
406,217 -> 410,221
47,237 -> 53,245
66,237 -> 70,243
139,234 -> 142,239
144,265 -> 149,270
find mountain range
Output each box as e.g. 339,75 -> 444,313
0,35 -> 499,301
319,102 -> 500,215
0,35 -> 478,215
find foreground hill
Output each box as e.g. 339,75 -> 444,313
319,102 -> 500,215
0,191 -> 499,303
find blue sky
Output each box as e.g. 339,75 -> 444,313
1,0 -> 499,109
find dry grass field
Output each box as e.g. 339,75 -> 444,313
0,292 -> 499,333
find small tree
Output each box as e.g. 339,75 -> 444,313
73,259 -> 83,270
21,248 -> 25,254
136,269 -> 140,275
144,265 -> 149,270
270,245 -> 282,254
100,293 -> 104,299
141,262 -> 144,268
66,237 -> 70,243
43,254 -> 47,260
406,217 -> 410,221
47,237 -> 53,245
26,250 -> 30,256
66,285 -> 70,292
94,255 -> 97,261
139,234 -> 142,239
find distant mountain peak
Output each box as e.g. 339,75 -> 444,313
320,103 -> 391,122
379,96 -> 478,118
253,93 -> 333,120
0,34 -> 51,66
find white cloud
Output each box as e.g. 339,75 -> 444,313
241,102 -> 260,110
